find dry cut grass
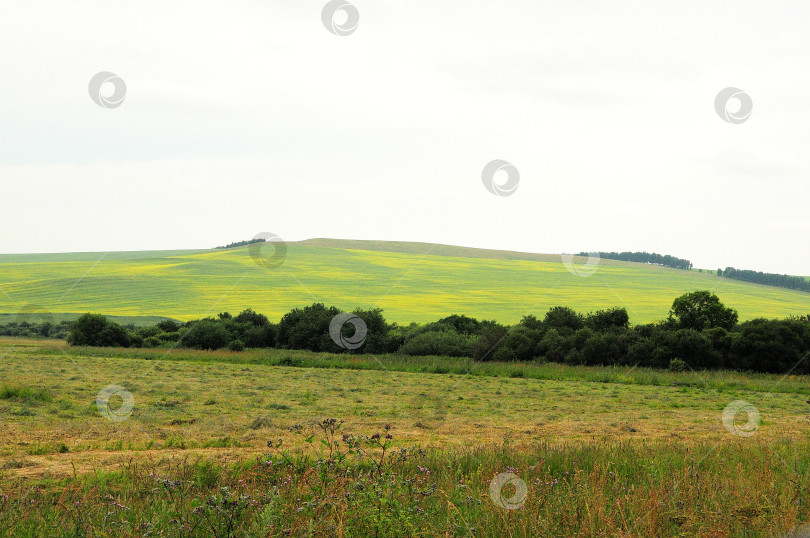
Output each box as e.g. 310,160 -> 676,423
1,337 -> 809,536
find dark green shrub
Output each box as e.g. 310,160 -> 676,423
234,308 -> 270,327
143,336 -> 162,348
399,330 -> 474,357
585,308 -> 630,332
277,303 -> 340,352
433,314 -> 482,336
67,314 -> 132,347
730,318 -> 805,373
490,327 -> 540,362
519,315 -> 543,331
137,326 -> 162,338
129,333 -> 144,348
182,319 -> 230,350
582,331 -> 627,366
543,306 -> 584,334
626,337 -> 655,367
351,308 -> 395,353
536,328 -> 572,363
237,324 -> 275,348
158,331 -> 181,342
472,324 -> 508,361
671,329 -> 721,369
668,358 -> 688,372
156,319 -> 182,332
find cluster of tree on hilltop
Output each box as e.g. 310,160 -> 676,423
10,291 -> 804,376
579,251 -> 693,270
214,238 -> 266,249
718,267 -> 810,294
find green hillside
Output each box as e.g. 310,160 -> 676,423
0,239 -> 807,324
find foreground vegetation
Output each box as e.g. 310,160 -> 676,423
2,337 -> 810,535
3,428 -> 809,536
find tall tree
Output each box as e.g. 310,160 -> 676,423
669,291 -> 738,331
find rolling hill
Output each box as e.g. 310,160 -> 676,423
0,238 -> 807,324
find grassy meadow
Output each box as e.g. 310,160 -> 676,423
1,239 -> 809,535
1,337 -> 810,535
0,239 -> 808,325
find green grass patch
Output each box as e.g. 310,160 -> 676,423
27,441 -> 69,455
50,344 -> 810,396
0,385 -> 52,403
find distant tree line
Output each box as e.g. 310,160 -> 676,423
718,267 -> 810,294
215,238 -> 267,249
0,319 -> 71,339
580,251 -> 693,270
4,291 -> 800,376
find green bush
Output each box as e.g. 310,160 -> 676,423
67,314 -> 132,347
182,319 -> 230,350
129,333 -> 144,348
490,327 -> 540,362
472,324 -> 508,361
143,336 -> 162,348
398,330 -> 474,357
585,308 -> 630,331
233,308 -> 270,327
582,331 -> 628,366
671,329 -> 721,369
350,308 -> 395,353
730,318 -> 806,373
228,339 -> 245,352
668,358 -> 688,372
432,314 -> 483,336
158,331 -> 181,342
543,306 -> 585,333
137,326 -> 162,338
536,328 -> 572,363
156,319 -> 182,332
276,303 -> 340,352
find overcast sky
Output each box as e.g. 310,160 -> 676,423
1,1 -> 809,275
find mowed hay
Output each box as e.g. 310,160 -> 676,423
1,338 -> 810,535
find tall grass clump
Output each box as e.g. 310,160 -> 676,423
0,385 -> 52,403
